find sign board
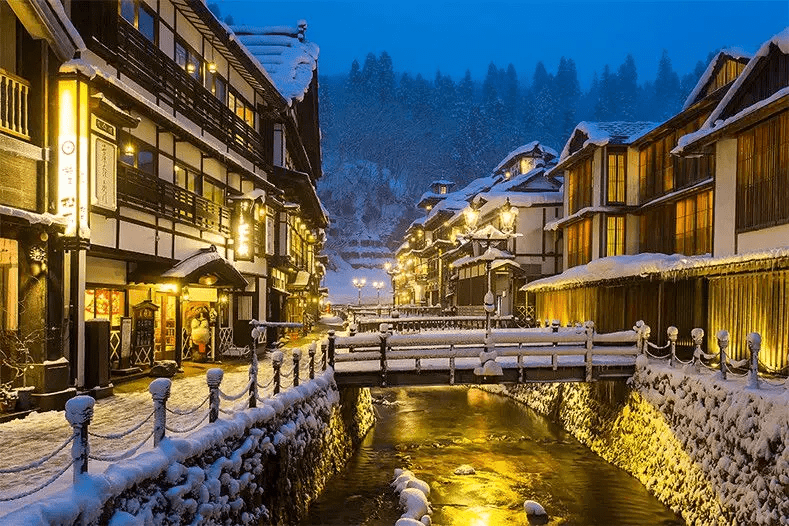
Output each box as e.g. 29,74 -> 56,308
232,199 -> 254,262
187,286 -> 218,303
92,135 -> 117,210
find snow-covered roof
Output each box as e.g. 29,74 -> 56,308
231,21 -> 319,104
559,121 -> 659,165
0,204 -> 67,227
431,179 -> 454,186
675,29 -> 789,154
493,141 -> 558,173
682,49 -> 752,111
452,247 -> 513,268
162,246 -> 248,288
544,206 -> 620,231
8,0 -> 86,62
524,246 -> 789,292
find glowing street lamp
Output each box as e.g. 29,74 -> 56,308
372,281 -> 385,305
463,205 -> 479,233
499,197 -> 519,234
352,278 -> 366,305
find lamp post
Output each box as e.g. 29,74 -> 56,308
372,281 -> 385,315
352,278 -> 366,306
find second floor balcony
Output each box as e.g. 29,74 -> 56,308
117,163 -> 231,236
0,68 -> 29,141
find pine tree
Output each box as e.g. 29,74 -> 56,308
654,50 -> 682,119
617,54 -> 639,120
504,64 -> 518,117
377,51 -> 396,103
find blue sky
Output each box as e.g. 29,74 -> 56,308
217,1 -> 788,86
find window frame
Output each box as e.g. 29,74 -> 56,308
606,150 -> 626,204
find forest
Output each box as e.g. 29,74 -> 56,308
317,49 -> 712,257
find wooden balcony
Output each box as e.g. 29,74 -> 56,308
0,68 -> 30,140
117,164 -> 231,236
105,20 -> 270,167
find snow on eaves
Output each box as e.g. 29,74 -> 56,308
493,141 -> 558,173
524,246 -> 789,292
559,121 -> 659,164
543,206 -> 620,231
231,22 -> 319,105
0,204 -> 66,227
162,248 -> 228,279
675,28 -> 789,154
682,49 -> 752,111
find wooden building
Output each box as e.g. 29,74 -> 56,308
0,0 -> 86,409
529,31 -> 789,370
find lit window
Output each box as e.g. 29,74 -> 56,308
120,0 -> 156,43
607,152 -> 626,203
606,216 -> 625,256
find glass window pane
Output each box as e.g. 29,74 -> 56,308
138,149 -> 155,175
138,5 -> 155,42
120,0 -> 135,24
175,42 -> 188,69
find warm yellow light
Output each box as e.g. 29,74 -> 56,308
208,62 -> 217,73
186,63 -> 196,73
464,207 -> 479,230
425,205 -> 432,211
384,262 -> 392,271
124,143 -> 135,155
159,283 -> 179,294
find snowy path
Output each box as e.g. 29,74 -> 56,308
0,345 -> 318,515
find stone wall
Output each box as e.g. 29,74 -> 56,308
4,371 -> 374,525
493,357 -> 789,526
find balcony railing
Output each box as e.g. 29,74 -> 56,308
103,20 -> 270,167
0,68 -> 30,140
118,164 -> 231,236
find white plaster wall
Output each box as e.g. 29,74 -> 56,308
86,256 -> 126,286
89,213 -> 116,249
626,213 -> 640,255
157,231 -> 173,259
173,235 -> 204,259
626,146 -> 640,206
713,139 -> 737,257
738,223 -> 789,253
176,141 -> 201,169
119,222 -> 157,256
592,149 -> 603,207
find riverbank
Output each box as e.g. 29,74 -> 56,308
491,356 -> 789,526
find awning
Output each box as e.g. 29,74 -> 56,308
270,286 -> 291,297
288,270 -> 311,291
161,245 -> 248,289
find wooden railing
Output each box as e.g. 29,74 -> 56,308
354,315 -> 516,333
117,164 -> 231,235
0,68 -> 30,140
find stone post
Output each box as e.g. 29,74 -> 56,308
65,396 -> 94,483
667,326 -> 679,367
327,330 -> 336,368
293,348 -> 302,387
717,330 -> 730,380
249,350 -> 259,408
149,378 -> 171,447
206,368 -> 224,423
747,332 -> 761,390
634,320 -> 645,354
691,328 -> 704,373
272,350 -> 284,394
308,341 -> 317,380
379,325 -> 389,387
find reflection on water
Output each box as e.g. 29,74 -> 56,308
300,387 -> 684,526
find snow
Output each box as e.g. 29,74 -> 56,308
392,469 -> 432,524
525,247 -> 789,292
453,464 -> 476,475
544,206 -> 620,231
493,141 -> 558,173
0,204 -> 67,228
232,23 -> 319,104
523,500 -> 547,516
558,121 -> 659,166
675,28 -> 789,154
0,349 -> 319,518
682,49 -> 752,111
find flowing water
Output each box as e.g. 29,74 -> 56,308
300,387 -> 684,526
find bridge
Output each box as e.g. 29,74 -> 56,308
328,324 -> 640,388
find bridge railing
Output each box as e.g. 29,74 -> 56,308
353,315 -> 516,333
330,322 -> 640,385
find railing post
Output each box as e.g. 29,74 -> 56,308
667,326 -> 678,367
249,349 -> 259,408
321,338 -> 327,371
149,378 -> 171,447
272,350 -> 283,394
747,332 -> 761,390
634,320 -> 645,353
449,345 -> 455,385
379,324 -> 389,387
328,330 -> 336,368
717,330 -> 730,380
293,348 -> 302,387
206,368 -> 223,423
585,321 -> 595,382
65,396 -> 94,482
309,341 -> 317,379
691,328 -> 704,373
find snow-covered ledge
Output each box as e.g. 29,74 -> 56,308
2,371 -> 374,526
493,357 -> 789,526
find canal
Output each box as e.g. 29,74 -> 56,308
301,386 -> 684,526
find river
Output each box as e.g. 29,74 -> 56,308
300,386 -> 684,526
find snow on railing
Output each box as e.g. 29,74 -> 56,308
634,320 -> 785,388
0,335 -> 328,502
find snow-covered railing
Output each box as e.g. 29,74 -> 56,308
634,320 -> 785,388
330,323 -> 639,385
0,338 -> 328,503
354,315 -> 516,333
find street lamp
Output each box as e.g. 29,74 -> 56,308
352,278 -> 366,305
372,281 -> 385,305
463,205 -> 480,233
